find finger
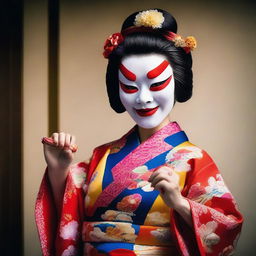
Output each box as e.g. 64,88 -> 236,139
150,173 -> 172,187
70,135 -> 76,147
42,137 -> 52,145
52,133 -> 59,145
149,169 -> 162,182
149,166 -> 171,182
58,132 -> 65,148
64,133 -> 71,148
154,180 -> 170,194
153,166 -> 176,180
69,135 -> 78,152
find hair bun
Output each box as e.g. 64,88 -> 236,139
121,8 -> 177,33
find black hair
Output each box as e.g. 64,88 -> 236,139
106,9 -> 193,113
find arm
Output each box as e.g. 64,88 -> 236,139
174,150 -> 243,255
36,132 -> 90,256
43,132 -> 76,217
47,166 -> 70,217
149,150 -> 243,255
174,197 -> 192,227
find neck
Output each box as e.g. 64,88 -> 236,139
138,117 -> 170,143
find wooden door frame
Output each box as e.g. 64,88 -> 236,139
0,0 -> 23,255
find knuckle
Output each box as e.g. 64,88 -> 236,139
159,173 -> 166,179
59,141 -> 65,146
161,165 -> 170,171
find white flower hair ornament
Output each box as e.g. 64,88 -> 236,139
103,9 -> 197,58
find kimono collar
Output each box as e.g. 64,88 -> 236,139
134,121 -> 182,145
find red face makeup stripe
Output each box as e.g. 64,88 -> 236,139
119,82 -> 138,93
119,63 -> 136,81
150,75 -> 172,91
147,60 -> 170,79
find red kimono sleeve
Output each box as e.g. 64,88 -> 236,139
35,161 -> 89,256
170,150 -> 243,256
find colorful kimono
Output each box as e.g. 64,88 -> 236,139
35,122 -> 243,256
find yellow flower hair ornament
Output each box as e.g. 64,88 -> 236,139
165,32 -> 197,53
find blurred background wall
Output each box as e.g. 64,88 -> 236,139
23,0 -> 48,255
22,0 -> 256,255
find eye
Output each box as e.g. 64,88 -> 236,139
150,75 -> 172,91
120,82 -> 138,94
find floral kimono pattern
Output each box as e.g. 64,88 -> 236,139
35,122 -> 243,256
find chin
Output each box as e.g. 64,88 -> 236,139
129,109 -> 172,130
135,117 -> 164,129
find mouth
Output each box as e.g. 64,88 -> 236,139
135,106 -> 159,117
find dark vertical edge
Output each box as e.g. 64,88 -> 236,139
20,1 -> 24,255
0,0 -> 23,255
48,0 -> 59,135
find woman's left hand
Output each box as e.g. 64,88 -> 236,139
148,166 -> 185,210
149,165 -> 192,227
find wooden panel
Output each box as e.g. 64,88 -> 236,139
0,0 -> 23,255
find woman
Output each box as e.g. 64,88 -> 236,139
36,9 -> 243,256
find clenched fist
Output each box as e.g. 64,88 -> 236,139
42,132 -> 77,170
149,166 -> 183,209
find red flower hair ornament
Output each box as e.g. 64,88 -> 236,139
103,33 -> 124,58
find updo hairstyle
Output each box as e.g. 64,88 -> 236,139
106,9 -> 193,113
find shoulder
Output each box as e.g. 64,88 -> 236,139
167,141 -> 218,173
173,142 -> 222,188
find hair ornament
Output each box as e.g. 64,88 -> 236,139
134,9 -> 165,29
103,33 -> 124,58
103,10 -> 197,58
165,32 -> 197,53
185,36 -> 197,51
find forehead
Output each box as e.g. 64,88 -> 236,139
120,53 -> 168,73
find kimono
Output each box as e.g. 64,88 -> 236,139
35,122 -> 243,256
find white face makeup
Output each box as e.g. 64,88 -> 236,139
119,53 -> 175,129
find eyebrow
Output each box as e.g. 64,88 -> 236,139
119,63 -> 136,81
147,60 -> 170,79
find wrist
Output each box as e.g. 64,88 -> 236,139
47,166 -> 70,182
173,196 -> 193,227
173,196 -> 190,212
47,165 -> 70,173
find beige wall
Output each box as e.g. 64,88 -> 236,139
23,0 -> 48,255
23,0 -> 256,255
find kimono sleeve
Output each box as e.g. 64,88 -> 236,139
170,150 -> 243,256
35,161 -> 89,256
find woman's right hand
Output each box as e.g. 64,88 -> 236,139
43,132 -> 76,171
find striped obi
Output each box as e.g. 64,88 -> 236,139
82,221 -> 179,255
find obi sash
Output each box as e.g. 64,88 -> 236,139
82,221 -> 179,255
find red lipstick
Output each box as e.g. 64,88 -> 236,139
135,106 -> 159,116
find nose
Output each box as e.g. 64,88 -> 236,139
136,86 -> 153,104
